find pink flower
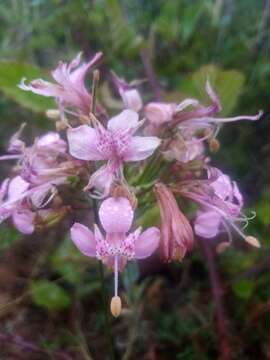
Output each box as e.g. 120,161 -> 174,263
67,109 -> 161,197
70,196 -> 160,309
154,183 -> 194,262
111,72 -> 143,112
173,81 -> 263,131
0,176 -> 35,234
19,52 -> 104,115
0,129 -> 81,208
177,167 -> 259,247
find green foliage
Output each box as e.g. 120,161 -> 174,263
31,280 -> 71,311
0,62 -> 54,112
50,237 -> 86,285
232,279 -> 255,300
0,226 -> 22,252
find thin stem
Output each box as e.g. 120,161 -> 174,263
92,199 -> 115,360
90,69 -> 100,116
200,238 -> 232,360
114,255 -> 118,297
98,261 -> 115,360
140,47 -> 162,101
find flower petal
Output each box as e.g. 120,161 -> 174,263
194,211 -> 221,238
108,109 -> 139,131
67,125 -> 104,160
135,227 -> 160,259
99,197 -> 133,234
12,210 -> 35,234
123,136 -> 161,161
8,176 -> 30,201
70,223 -> 96,256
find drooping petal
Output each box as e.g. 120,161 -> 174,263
194,211 -> 221,238
108,109 -> 139,131
67,125 -> 104,160
145,102 -> 176,125
84,162 -> 117,198
123,136 -> 161,161
12,209 -> 35,234
135,227 -> 160,259
8,176 -> 30,201
70,223 -> 96,256
99,197 -> 133,234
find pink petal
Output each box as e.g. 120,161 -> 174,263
107,109 -> 139,131
194,211 -> 221,238
37,132 -> 67,154
70,223 -> 96,256
12,210 -> 35,234
99,197 -> 133,234
67,125 -> 104,160
123,136 -> 161,161
84,163 -> 116,198
8,176 -> 30,201
19,78 -> 64,98
121,89 -> 143,112
135,227 -> 160,259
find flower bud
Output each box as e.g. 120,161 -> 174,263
110,296 -> 122,317
209,138 -> 220,152
46,109 -> 60,120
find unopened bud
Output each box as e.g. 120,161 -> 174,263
110,296 -> 122,317
209,138 -> 220,152
245,236 -> 261,248
216,242 -> 230,253
46,109 -> 60,120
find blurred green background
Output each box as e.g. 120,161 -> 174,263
0,1 -> 270,359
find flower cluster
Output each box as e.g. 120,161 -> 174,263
0,51 -> 262,315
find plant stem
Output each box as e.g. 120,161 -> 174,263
200,238 -> 232,360
93,199 -> 115,360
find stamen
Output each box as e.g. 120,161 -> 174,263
110,255 -> 122,317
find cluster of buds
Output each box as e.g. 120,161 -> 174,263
0,50 -> 262,316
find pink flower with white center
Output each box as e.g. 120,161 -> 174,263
154,183 -> 194,262
70,197 -> 160,316
67,109 -> 161,197
111,72 -> 143,112
19,52 -> 104,116
0,176 -> 35,234
177,167 -> 260,248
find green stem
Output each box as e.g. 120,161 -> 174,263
93,199 -> 115,360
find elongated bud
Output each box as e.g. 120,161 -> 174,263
245,236 -> 261,248
46,109 -> 60,120
110,296 -> 122,317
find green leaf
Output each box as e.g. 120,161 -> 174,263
31,280 -> 71,311
50,237 -> 85,285
178,65 -> 245,115
256,200 -> 270,226
0,61 -> 54,112
232,279 -> 255,300
137,206 -> 160,228
122,262 -> 140,292
0,227 -> 22,252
